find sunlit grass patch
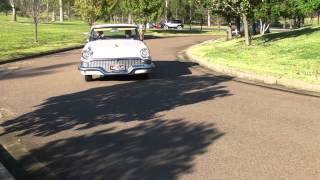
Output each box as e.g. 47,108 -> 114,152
191,27 -> 320,84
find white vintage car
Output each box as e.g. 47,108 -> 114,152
79,24 -> 155,81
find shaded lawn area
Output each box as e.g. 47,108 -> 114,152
191,26 -> 320,84
0,15 -> 89,61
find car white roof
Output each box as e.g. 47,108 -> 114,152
91,24 -> 138,29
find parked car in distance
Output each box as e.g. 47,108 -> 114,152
164,20 -> 184,30
153,22 -> 163,29
79,24 -> 155,82
231,22 -> 271,36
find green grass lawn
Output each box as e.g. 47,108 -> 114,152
191,26 -> 320,84
0,15 -> 89,61
0,15 -> 225,62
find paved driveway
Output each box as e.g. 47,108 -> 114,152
0,36 -> 320,180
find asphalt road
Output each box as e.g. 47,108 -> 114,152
0,36 -> 320,180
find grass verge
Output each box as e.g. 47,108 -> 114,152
190,26 -> 320,84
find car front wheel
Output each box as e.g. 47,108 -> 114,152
177,26 -> 183,30
140,73 -> 149,80
84,75 -> 93,82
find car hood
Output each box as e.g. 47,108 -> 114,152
84,39 -> 147,59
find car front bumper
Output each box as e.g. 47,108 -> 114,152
79,62 -> 155,76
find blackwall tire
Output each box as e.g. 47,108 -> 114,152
85,75 -> 93,82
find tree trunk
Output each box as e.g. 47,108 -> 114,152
34,18 -> 39,43
165,0 -> 168,22
259,19 -> 263,34
10,0 -> 17,22
242,14 -> 251,46
12,7 -> 16,21
176,7 -> 178,19
46,0 -> 49,22
236,15 -> 241,35
189,2 -> 192,31
252,21 -> 257,35
290,18 -> 293,29
207,9 -> 211,27
67,1 -> 71,20
128,13 -> 132,24
88,18 -> 94,27
296,17 -> 301,28
217,15 -> 221,31
283,17 -> 286,29
200,16 -> 203,31
226,23 -> 232,40
59,0 -> 64,22
52,11 -> 56,22
317,11 -> 319,25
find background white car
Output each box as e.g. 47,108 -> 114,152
79,24 -> 155,81
164,20 -> 184,30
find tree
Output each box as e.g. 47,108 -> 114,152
0,0 -> 11,15
169,0 -> 189,23
74,0 -> 103,26
194,0 -> 210,30
119,0 -> 164,39
74,0 -> 118,26
19,0 -> 46,43
211,0 -> 263,45
310,0 -> 320,24
124,0 -> 164,26
255,0 -> 281,35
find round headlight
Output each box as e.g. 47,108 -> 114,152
82,62 -> 89,67
140,48 -> 150,58
81,48 -> 93,62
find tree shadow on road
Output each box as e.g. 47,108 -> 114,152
0,58 -> 232,179
1,74 -> 232,137
0,62 -> 77,80
21,119 -> 224,180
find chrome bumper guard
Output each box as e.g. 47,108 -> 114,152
78,61 -> 155,75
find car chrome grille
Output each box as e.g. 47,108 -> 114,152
87,58 -> 143,71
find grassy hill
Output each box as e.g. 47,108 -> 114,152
0,15 -> 89,61
191,27 -> 320,84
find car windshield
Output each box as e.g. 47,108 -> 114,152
90,27 -> 139,41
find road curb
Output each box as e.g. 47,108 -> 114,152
0,45 -> 84,65
0,161 -> 15,180
0,124 -> 60,180
177,42 -> 320,97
